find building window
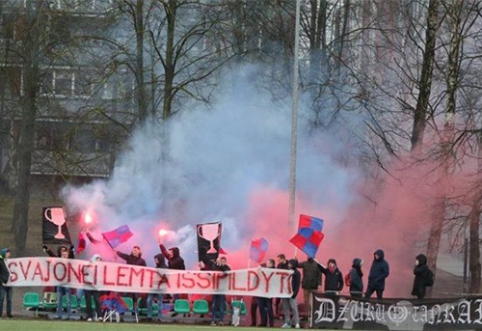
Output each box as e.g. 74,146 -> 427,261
74,70 -> 95,97
42,69 -> 92,97
54,70 -> 74,96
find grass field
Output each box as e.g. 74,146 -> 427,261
0,319 -> 279,331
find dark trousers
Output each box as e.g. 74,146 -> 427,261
250,298 -> 259,326
259,297 -> 274,327
0,284 -> 12,317
212,295 -> 226,323
85,290 -> 102,319
365,287 -> 383,299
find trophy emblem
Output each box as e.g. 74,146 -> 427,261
44,207 -> 66,239
197,223 -> 220,254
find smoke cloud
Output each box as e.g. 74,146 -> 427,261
61,66 -> 452,298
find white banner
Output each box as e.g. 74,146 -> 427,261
6,258 -> 293,297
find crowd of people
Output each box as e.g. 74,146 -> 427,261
0,244 -> 435,327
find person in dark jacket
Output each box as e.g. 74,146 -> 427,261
253,263 -> 266,327
320,258 -> 344,294
258,261 -> 275,327
411,254 -> 429,299
115,245 -> 146,313
147,254 -> 167,321
349,258 -> 364,298
159,241 -> 185,270
296,257 -> 322,322
365,249 -> 390,299
210,257 -> 230,326
159,239 -> 185,305
116,246 -> 146,266
0,248 -> 12,319
42,245 -> 74,300
274,254 -> 289,318
84,254 -> 103,321
43,244 -> 75,259
54,248 -> 73,320
281,259 -> 300,329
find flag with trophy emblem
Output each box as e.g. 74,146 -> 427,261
42,206 -> 72,245
196,222 -> 222,263
289,214 -> 325,258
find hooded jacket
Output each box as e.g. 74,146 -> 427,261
320,258 -> 344,292
159,244 -> 185,270
288,259 -> 301,299
349,258 -> 364,294
411,254 -> 429,298
116,249 -> 147,267
0,248 -> 10,284
367,249 -> 390,291
297,258 -> 322,290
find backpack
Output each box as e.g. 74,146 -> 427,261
344,273 -> 351,287
424,268 -> 435,287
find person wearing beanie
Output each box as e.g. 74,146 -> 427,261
84,254 -> 103,321
281,259 -> 300,329
319,258 -> 344,294
0,248 -> 12,319
146,254 -> 167,322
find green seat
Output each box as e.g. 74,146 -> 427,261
80,296 -> 96,310
23,292 -> 40,308
137,298 -> 150,314
231,300 -> 247,315
43,292 -> 57,310
122,297 -> 134,311
193,299 -> 209,314
123,297 -> 139,322
173,299 -> 191,314
79,295 -> 86,309
23,292 -> 40,317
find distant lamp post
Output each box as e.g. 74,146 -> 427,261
289,0 -> 301,238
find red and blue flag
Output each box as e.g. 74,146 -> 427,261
249,238 -> 269,263
100,292 -> 128,314
76,231 -> 86,255
289,214 -> 325,258
102,225 -> 133,249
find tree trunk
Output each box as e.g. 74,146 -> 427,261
12,0 -> 41,254
425,196 -> 445,297
410,0 -> 439,151
469,190 -> 481,293
425,0 -> 461,295
135,0 -> 148,121
162,0 -> 177,121
468,126 -> 482,293
335,0 -> 350,74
